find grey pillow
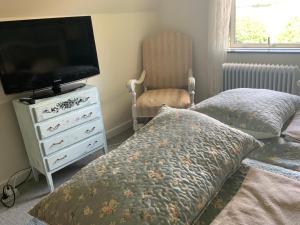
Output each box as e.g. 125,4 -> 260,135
29,106 -> 262,225
192,88 -> 300,139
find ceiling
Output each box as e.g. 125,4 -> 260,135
0,0 -> 159,19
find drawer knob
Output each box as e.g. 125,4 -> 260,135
82,112 -> 93,119
54,155 -> 67,164
47,124 -> 61,132
85,127 -> 96,134
50,140 -> 64,148
87,140 -> 100,148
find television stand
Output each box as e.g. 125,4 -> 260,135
31,83 -> 86,101
13,84 -> 107,192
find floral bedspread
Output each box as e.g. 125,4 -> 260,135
29,107 -> 260,225
28,159 -> 300,225
249,137 -> 300,172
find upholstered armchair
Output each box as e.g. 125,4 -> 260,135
127,31 -> 195,130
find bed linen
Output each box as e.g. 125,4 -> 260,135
192,88 -> 300,139
27,159 -> 300,225
210,167 -> 300,225
249,137 -> 300,172
283,110 -> 300,142
29,107 -> 261,225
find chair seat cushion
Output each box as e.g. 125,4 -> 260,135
136,89 -> 190,117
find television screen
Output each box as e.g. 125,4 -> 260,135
0,16 -> 100,94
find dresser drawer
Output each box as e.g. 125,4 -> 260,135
33,89 -> 98,123
37,105 -> 100,139
41,119 -> 103,156
46,134 -> 103,172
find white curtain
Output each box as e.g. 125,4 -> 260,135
207,0 -> 233,97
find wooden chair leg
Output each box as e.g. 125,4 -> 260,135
190,90 -> 195,107
132,104 -> 138,131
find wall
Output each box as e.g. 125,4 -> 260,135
0,12 -> 158,185
0,0 -> 159,17
88,13 -> 157,134
227,52 -> 300,67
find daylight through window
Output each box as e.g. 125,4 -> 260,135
230,0 -> 300,48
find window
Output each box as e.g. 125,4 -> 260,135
230,0 -> 300,48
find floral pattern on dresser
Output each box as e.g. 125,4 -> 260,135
42,97 -> 90,114
29,106 -> 261,225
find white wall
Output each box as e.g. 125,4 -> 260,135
89,13 -> 157,134
228,53 -> 300,67
0,12 -> 158,184
0,0 -> 159,17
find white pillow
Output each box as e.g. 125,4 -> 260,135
192,88 -> 300,139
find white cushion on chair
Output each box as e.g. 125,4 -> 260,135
136,89 -> 190,117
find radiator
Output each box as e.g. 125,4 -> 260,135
222,63 -> 300,95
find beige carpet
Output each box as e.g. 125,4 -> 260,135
0,129 -> 133,225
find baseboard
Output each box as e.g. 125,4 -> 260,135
106,120 -> 133,139
0,179 -> 7,193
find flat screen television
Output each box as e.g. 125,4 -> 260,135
0,16 -> 100,95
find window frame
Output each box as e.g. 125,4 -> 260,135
229,0 -> 300,49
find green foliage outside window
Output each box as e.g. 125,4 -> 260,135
277,17 -> 300,43
236,18 -> 268,44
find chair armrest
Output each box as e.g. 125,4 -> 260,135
127,71 -> 146,131
188,69 -> 195,92
127,70 -> 146,94
188,69 -> 195,106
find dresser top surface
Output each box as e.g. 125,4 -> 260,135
13,84 -> 98,107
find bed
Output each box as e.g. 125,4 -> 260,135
192,88 -> 300,173
249,137 -> 300,172
27,89 -> 300,225
27,159 -> 300,225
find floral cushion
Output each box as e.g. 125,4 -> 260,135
192,88 -> 300,139
29,106 -> 261,225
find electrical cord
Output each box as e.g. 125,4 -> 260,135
1,168 -> 32,208
15,169 -> 32,189
1,184 -> 15,208
7,168 -> 32,188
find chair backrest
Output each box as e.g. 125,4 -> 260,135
143,31 -> 192,89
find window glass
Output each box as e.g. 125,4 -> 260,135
233,0 -> 300,46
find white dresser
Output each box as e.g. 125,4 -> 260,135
13,85 -> 107,192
